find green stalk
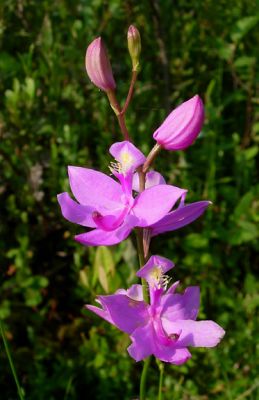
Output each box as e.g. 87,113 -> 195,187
0,319 -> 25,400
136,228 -> 150,399
157,360 -> 164,400
135,228 -> 148,303
140,356 -> 151,400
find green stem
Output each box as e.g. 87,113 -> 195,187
140,356 -> 151,400
136,227 -> 150,399
157,361 -> 164,400
135,228 -> 148,303
0,319 -> 25,400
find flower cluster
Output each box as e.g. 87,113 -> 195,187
57,25 -> 225,372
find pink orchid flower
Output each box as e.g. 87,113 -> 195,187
87,255 -> 225,363
57,141 -> 186,246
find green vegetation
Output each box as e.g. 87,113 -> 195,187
0,0 -> 258,398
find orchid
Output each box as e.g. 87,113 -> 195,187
58,141 -> 187,246
87,255 -> 225,363
57,25 -> 225,400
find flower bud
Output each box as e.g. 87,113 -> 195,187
153,95 -> 204,151
127,25 -> 141,71
85,37 -> 116,92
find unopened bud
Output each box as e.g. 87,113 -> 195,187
153,95 -> 204,151
127,25 -> 141,71
85,37 -> 116,92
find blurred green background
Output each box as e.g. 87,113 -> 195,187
0,0 -> 259,399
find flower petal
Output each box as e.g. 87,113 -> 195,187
137,255 -> 174,283
132,185 -> 187,227
162,287 -> 200,321
154,344 -> 191,365
98,294 -> 148,334
151,201 -> 211,236
86,304 -> 113,325
68,166 -> 123,210
128,322 -> 154,361
57,192 -> 96,227
115,284 -> 144,301
92,206 -> 129,231
74,221 -> 132,246
132,170 -> 166,192
109,141 -> 145,173
163,320 -> 225,348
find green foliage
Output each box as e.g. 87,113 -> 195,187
0,0 -> 259,398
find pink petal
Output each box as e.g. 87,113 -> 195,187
126,284 -> 144,301
92,206 -> 129,231
136,255 -> 174,283
154,344 -> 191,365
132,170 -> 166,192
68,166 -> 123,210
162,287 -> 200,321
57,192 -> 96,228
86,304 -> 113,325
98,294 -> 148,334
74,221 -> 132,246
166,281 -> 180,295
115,284 -> 144,301
132,185 -> 187,227
163,320 -> 225,348
109,141 -> 145,173
151,201 -> 211,236
128,322 -> 154,361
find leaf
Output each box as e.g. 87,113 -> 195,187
228,220 -> 258,245
24,77 -> 35,100
98,264 -> 109,293
79,268 -> 89,288
184,233 -> 209,249
234,56 -> 256,68
244,146 -> 258,160
94,246 -> 115,292
0,300 -> 11,319
233,186 -> 259,219
244,273 -> 258,295
231,16 -> 259,42
216,39 -> 234,61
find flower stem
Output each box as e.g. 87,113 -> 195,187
135,228 -> 148,303
122,70 -> 138,114
0,319 -> 25,400
143,143 -> 162,173
136,218 -> 151,400
106,90 -> 131,141
157,360 -> 164,400
140,356 -> 151,400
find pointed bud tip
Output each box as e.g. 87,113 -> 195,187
127,25 -> 139,37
